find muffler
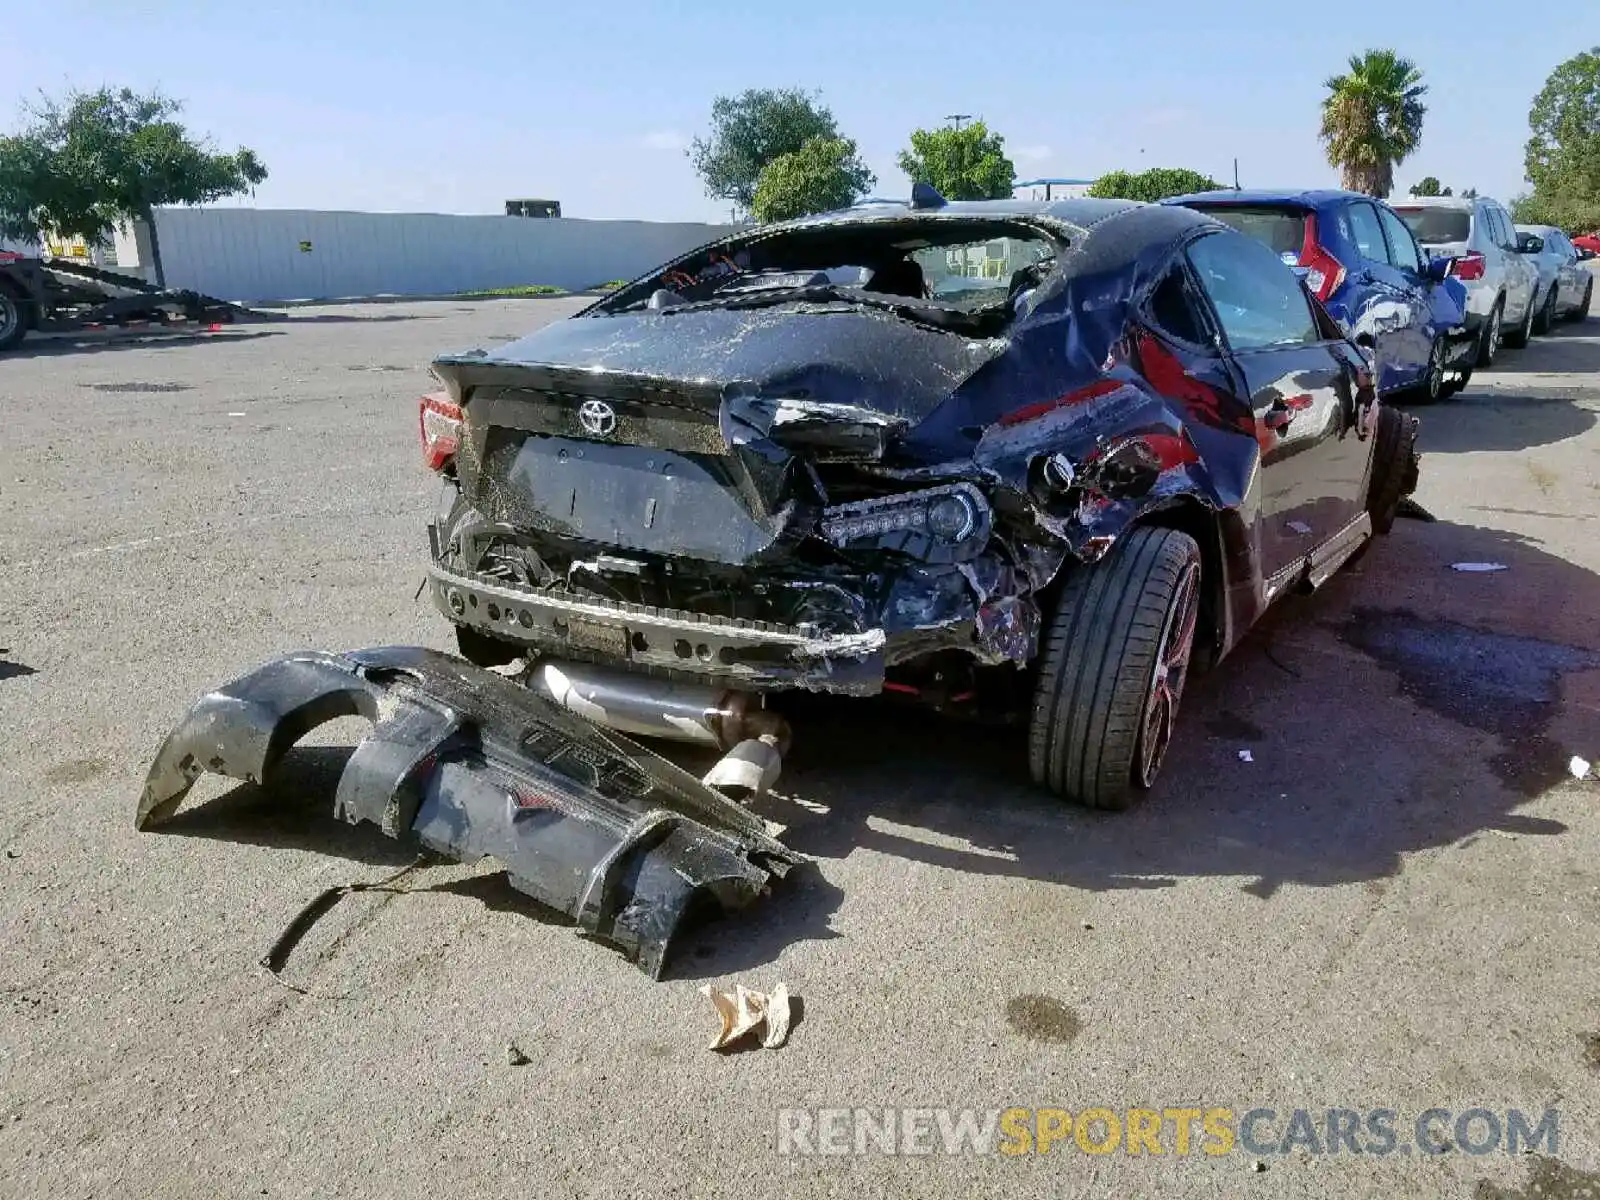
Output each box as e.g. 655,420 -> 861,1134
528,660 -> 789,801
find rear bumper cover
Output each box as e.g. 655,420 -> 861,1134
138,646 -> 802,978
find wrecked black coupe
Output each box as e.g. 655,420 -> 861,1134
420,193 -> 1419,809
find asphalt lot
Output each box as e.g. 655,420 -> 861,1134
2,289 -> 1598,1199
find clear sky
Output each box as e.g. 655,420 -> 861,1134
9,0 -> 1569,224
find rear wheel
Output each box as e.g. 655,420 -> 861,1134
1505,291 -> 1535,348
0,288 -> 25,352
1533,286 -> 1557,334
1404,337 -> 1447,404
1475,300 -> 1504,367
1366,405 -> 1420,535
1566,278 -> 1593,322
1028,527 -> 1202,810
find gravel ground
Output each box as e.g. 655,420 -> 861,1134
1,289 -> 1597,1199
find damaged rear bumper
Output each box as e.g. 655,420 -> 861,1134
429,555 -> 1042,696
430,563 -> 891,693
138,646 -> 802,978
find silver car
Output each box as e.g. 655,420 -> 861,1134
1515,224 -> 1595,330
1392,196 -> 1540,366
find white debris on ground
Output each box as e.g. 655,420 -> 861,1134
1238,749 -> 1254,764
1571,756 -> 1593,781
700,982 -> 792,1051
1450,562 -> 1509,573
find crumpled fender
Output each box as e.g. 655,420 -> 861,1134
138,646 -> 802,978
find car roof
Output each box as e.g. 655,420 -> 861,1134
736,196 -> 1223,281
1515,223 -> 1559,235
1163,187 -> 1372,208
790,195 -> 1144,229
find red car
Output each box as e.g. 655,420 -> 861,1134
1573,232 -> 1600,256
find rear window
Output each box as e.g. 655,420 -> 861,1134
1185,206 -> 1307,258
1394,207 -> 1470,244
599,216 -> 1062,334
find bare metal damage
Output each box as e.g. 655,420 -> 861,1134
137,646 -> 802,978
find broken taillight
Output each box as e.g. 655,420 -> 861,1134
419,392 -> 463,472
1449,251 -> 1487,282
1298,214 -> 1346,304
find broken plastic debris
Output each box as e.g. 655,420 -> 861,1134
1571,756 -> 1593,781
699,982 -> 792,1050
1286,520 -> 1313,536
1237,749 -> 1254,764
1450,562 -> 1508,573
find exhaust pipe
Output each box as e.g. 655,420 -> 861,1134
528,660 -> 789,801
531,660 -> 753,748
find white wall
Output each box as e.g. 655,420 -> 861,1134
123,208 -> 736,302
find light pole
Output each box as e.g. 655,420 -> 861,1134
945,113 -> 972,131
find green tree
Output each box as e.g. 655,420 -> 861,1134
0,87 -> 266,287
1519,48 -> 1600,233
1319,49 -> 1427,197
1409,175 -> 1446,196
896,121 -> 1015,200
689,89 -> 848,214
750,136 -> 874,223
1086,167 -> 1222,202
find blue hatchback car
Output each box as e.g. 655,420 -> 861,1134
1164,189 -> 1477,401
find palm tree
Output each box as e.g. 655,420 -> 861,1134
1320,50 -> 1428,198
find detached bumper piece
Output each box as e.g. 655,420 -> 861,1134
138,646 -> 802,978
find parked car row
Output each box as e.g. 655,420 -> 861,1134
1512,223 -> 1596,332
1161,188 -> 1593,404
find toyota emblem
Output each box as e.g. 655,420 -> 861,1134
577,399 -> 617,437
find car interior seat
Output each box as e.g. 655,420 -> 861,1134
866,258 -> 927,299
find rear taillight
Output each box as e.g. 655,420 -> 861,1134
1298,213 -> 1346,303
1449,251 -> 1486,282
419,392 -> 463,472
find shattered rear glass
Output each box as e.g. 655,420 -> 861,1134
597,216 -> 1064,331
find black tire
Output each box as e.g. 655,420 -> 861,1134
1567,278 -> 1593,322
0,288 -> 25,352
1403,336 -> 1447,405
1475,300 -> 1504,367
454,623 -> 523,668
1505,291 -> 1535,349
1533,286 -> 1557,335
1366,405 -> 1420,535
1028,527 -> 1203,810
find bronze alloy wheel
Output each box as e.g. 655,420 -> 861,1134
1135,557 -> 1201,787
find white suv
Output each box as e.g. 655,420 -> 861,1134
1392,196 -> 1540,367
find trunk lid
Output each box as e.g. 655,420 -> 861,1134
431,306 -> 998,565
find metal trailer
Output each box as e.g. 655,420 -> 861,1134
0,251 -> 250,351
